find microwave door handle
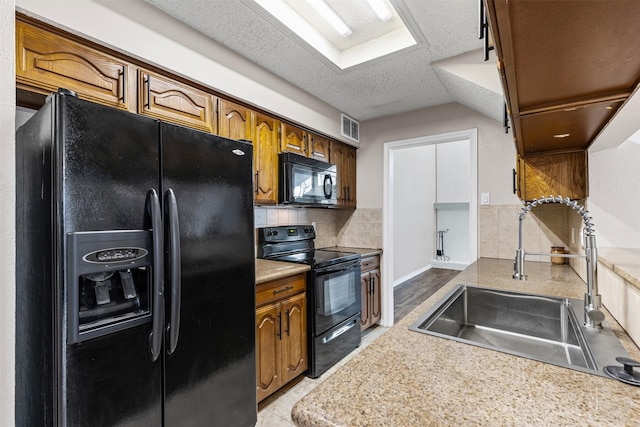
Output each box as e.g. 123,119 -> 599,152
323,174 -> 333,199
146,189 -> 164,362
165,188 -> 181,355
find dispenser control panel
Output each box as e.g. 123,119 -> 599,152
67,230 -> 153,344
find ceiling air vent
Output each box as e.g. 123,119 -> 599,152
341,113 -> 360,142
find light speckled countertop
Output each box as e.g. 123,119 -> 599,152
255,258 -> 310,284
292,259 -> 640,426
599,247 -> 640,291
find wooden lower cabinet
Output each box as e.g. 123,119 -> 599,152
256,274 -> 307,402
360,255 -> 381,331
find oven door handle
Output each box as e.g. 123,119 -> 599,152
322,319 -> 357,344
314,259 -> 361,275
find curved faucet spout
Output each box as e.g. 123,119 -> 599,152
512,195 -> 603,328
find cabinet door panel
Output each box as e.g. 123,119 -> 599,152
518,151 -> 587,201
329,141 -> 346,205
360,272 -> 371,331
139,70 -> 215,133
16,20 -> 129,110
218,99 -> 252,140
329,141 -> 357,208
280,293 -> 307,384
256,303 -> 281,402
280,123 -> 308,156
253,113 -> 279,204
310,134 -> 330,162
370,268 -> 381,325
344,146 -> 357,208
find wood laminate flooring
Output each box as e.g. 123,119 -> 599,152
394,268 -> 460,323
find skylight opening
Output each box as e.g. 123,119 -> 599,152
252,0 -> 417,70
305,0 -> 352,37
366,0 -> 392,21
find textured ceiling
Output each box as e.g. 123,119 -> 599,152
144,0 -> 505,122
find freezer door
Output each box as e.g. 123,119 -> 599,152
55,94 -> 163,425
161,123 -> 257,426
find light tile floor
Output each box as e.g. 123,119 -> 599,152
256,325 -> 388,426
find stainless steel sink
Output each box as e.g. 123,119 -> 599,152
409,285 -> 629,376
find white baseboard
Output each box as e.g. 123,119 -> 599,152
392,264 -> 432,287
430,260 -> 469,271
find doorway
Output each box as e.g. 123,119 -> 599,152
380,129 -> 478,326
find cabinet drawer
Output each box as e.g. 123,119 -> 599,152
256,274 -> 306,307
361,256 -> 380,273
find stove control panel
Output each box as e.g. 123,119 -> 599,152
258,225 -> 316,244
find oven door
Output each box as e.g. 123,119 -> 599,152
313,259 -> 361,335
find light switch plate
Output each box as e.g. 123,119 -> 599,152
481,193 -> 490,205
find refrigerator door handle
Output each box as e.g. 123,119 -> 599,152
147,189 -> 164,362
165,188 -> 182,354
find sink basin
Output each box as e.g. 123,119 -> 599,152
409,285 -> 629,377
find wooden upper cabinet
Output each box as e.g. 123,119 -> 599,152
252,113 -> 279,205
280,123 -> 308,157
218,98 -> 252,141
516,151 -> 587,201
344,146 -> 357,208
309,133 -> 330,162
486,0 -> 640,156
138,69 -> 215,133
331,141 -> 357,208
16,19 -> 131,111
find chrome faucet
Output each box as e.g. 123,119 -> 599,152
513,195 -> 604,328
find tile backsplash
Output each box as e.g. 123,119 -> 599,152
257,203 -> 572,260
254,207 -> 382,249
480,203 -> 572,262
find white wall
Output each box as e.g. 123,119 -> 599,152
435,140 -> 471,265
15,0 -> 350,144
360,103 -> 519,210
588,140 -> 640,249
0,1 -> 16,425
392,145 -> 436,281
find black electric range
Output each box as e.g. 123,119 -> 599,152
257,225 -> 362,378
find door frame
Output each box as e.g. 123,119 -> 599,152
380,128 -> 478,327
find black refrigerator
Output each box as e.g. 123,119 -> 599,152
15,89 -> 257,426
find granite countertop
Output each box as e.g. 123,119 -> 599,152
292,258 -> 640,426
327,246 -> 383,258
255,258 -> 310,284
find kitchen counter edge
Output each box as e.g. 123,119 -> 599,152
255,258 -> 310,285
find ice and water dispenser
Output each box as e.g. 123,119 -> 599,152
67,230 -> 153,344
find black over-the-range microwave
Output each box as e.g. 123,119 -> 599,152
279,153 -> 337,207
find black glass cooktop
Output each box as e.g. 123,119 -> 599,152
269,249 -> 359,269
